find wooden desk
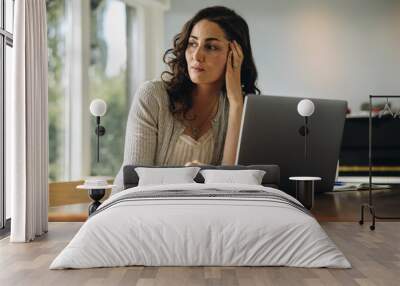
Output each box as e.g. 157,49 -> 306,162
48,180 -> 112,221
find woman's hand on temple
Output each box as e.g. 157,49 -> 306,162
222,41 -> 245,165
225,40 -> 244,108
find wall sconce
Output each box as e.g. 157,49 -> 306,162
89,99 -> 107,162
297,99 -> 315,160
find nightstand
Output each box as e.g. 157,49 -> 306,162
289,176 -> 321,210
77,177 -> 115,215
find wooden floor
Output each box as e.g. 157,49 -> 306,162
1,222 -> 400,286
312,188 -> 400,222
2,187 -> 400,285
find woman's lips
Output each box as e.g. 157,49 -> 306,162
191,66 -> 205,72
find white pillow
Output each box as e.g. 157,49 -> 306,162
200,169 -> 266,185
135,167 -> 201,186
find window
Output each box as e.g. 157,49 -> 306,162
47,0 -> 66,182
89,0 -> 128,176
47,0 -> 168,183
47,0 -> 132,182
5,0 -> 13,33
1,0 -> 14,231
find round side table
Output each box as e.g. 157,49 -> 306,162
289,176 -> 321,210
77,184 -> 115,215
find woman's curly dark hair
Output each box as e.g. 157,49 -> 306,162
161,6 -> 260,117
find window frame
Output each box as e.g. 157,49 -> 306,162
0,0 -> 14,233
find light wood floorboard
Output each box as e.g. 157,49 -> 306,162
1,222 -> 399,286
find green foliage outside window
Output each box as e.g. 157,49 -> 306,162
89,0 -> 128,177
89,69 -> 127,176
47,0 -> 129,181
47,0 -> 65,181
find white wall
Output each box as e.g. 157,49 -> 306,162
164,0 -> 400,112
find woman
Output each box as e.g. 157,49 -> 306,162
113,6 -> 260,193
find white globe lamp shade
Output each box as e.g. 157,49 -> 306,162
90,99 -> 107,117
297,99 -> 315,117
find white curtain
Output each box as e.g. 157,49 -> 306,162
7,0 -> 49,242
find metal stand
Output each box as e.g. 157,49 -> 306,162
295,180 -> 315,210
95,116 -> 106,163
359,95 -> 400,230
88,188 -> 105,215
289,177 -> 321,210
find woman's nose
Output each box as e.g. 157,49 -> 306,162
193,46 -> 205,62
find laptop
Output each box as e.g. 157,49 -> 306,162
235,95 -> 347,195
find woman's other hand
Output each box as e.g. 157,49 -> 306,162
184,160 -> 205,166
225,40 -> 244,108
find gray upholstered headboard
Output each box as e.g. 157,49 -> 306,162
123,165 -> 280,189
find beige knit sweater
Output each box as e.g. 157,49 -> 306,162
112,80 -> 229,193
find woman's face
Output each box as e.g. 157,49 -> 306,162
185,20 -> 230,86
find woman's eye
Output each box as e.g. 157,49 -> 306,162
206,45 -> 218,51
187,42 -> 218,51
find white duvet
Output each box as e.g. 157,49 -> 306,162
50,183 -> 351,269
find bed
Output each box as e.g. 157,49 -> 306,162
50,165 -> 350,269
